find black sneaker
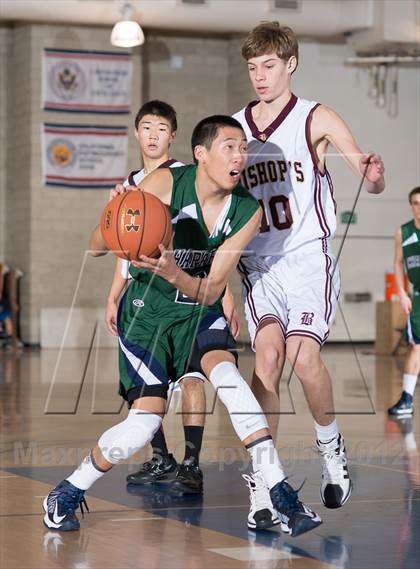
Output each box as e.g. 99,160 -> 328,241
43,480 -> 89,531
126,454 -> 178,485
270,479 -> 322,537
171,458 -> 203,495
388,391 -> 414,416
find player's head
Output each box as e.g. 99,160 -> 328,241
191,115 -> 247,191
409,186 -> 420,220
134,100 -> 177,160
242,22 -> 298,102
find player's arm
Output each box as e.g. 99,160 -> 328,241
222,283 -> 241,339
89,225 -> 108,257
134,209 -> 262,306
105,258 -> 128,335
88,169 -> 173,257
311,105 -> 385,194
394,227 -> 411,314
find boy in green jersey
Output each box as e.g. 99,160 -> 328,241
42,115 -> 322,537
389,187 -> 420,417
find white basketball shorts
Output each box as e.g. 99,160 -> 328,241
238,241 -> 340,348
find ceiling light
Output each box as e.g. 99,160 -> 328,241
111,2 -> 145,48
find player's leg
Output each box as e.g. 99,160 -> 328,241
283,244 -> 351,509
286,335 -> 351,509
171,373 -> 206,495
238,266 -> 288,528
43,396 -> 164,531
388,307 -> 420,416
43,293 -> 172,531
253,322 -> 286,437
200,347 -> 322,537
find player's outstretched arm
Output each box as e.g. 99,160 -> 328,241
105,258 -> 128,335
394,227 -> 411,315
312,105 -> 385,194
133,209 -> 262,306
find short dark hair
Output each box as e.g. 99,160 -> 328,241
134,100 -> 177,132
409,187 -> 420,203
191,115 -> 245,164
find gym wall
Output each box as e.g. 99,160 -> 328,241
0,24 -> 418,344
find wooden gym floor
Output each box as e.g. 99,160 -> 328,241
0,344 -> 419,568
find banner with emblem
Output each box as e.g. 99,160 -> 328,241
42,48 -> 132,114
41,123 -> 128,188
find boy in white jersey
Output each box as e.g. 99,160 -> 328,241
232,22 -> 385,530
107,100 -> 208,494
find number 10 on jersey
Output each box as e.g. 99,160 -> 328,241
258,195 -> 293,233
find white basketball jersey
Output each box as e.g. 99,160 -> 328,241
121,159 -> 184,278
233,95 -> 336,267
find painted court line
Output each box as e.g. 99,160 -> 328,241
352,461 -> 417,475
208,546 -> 299,562
208,546 -> 341,568
110,516 -> 163,522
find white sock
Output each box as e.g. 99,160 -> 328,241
315,419 -> 339,443
66,454 -> 106,491
246,436 -> 285,490
403,374 -> 418,396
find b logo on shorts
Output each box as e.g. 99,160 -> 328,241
300,312 -> 314,326
132,299 -> 145,308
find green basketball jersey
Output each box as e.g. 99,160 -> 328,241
128,164 -> 260,310
401,220 -> 420,290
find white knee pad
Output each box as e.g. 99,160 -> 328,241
209,362 -> 268,441
98,409 -> 161,464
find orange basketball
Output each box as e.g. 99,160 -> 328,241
100,190 -> 172,260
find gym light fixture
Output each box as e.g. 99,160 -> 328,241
111,2 -> 145,48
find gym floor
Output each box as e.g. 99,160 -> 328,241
1,344 -> 419,568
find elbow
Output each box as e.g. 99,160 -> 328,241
89,250 -> 108,258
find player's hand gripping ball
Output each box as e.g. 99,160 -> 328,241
100,190 -> 172,260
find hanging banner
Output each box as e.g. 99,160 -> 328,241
42,48 -> 132,114
42,123 -> 128,188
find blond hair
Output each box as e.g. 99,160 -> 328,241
242,22 -> 298,65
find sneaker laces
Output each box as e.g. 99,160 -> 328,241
54,487 -> 89,518
318,437 -> 346,485
242,472 -> 273,511
270,478 -> 306,517
141,456 -> 161,472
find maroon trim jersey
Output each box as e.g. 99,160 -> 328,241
124,159 -> 184,187
233,94 -> 336,266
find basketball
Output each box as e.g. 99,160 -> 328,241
100,190 -> 172,260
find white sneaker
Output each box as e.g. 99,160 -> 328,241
243,471 -> 280,530
317,434 -> 352,509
